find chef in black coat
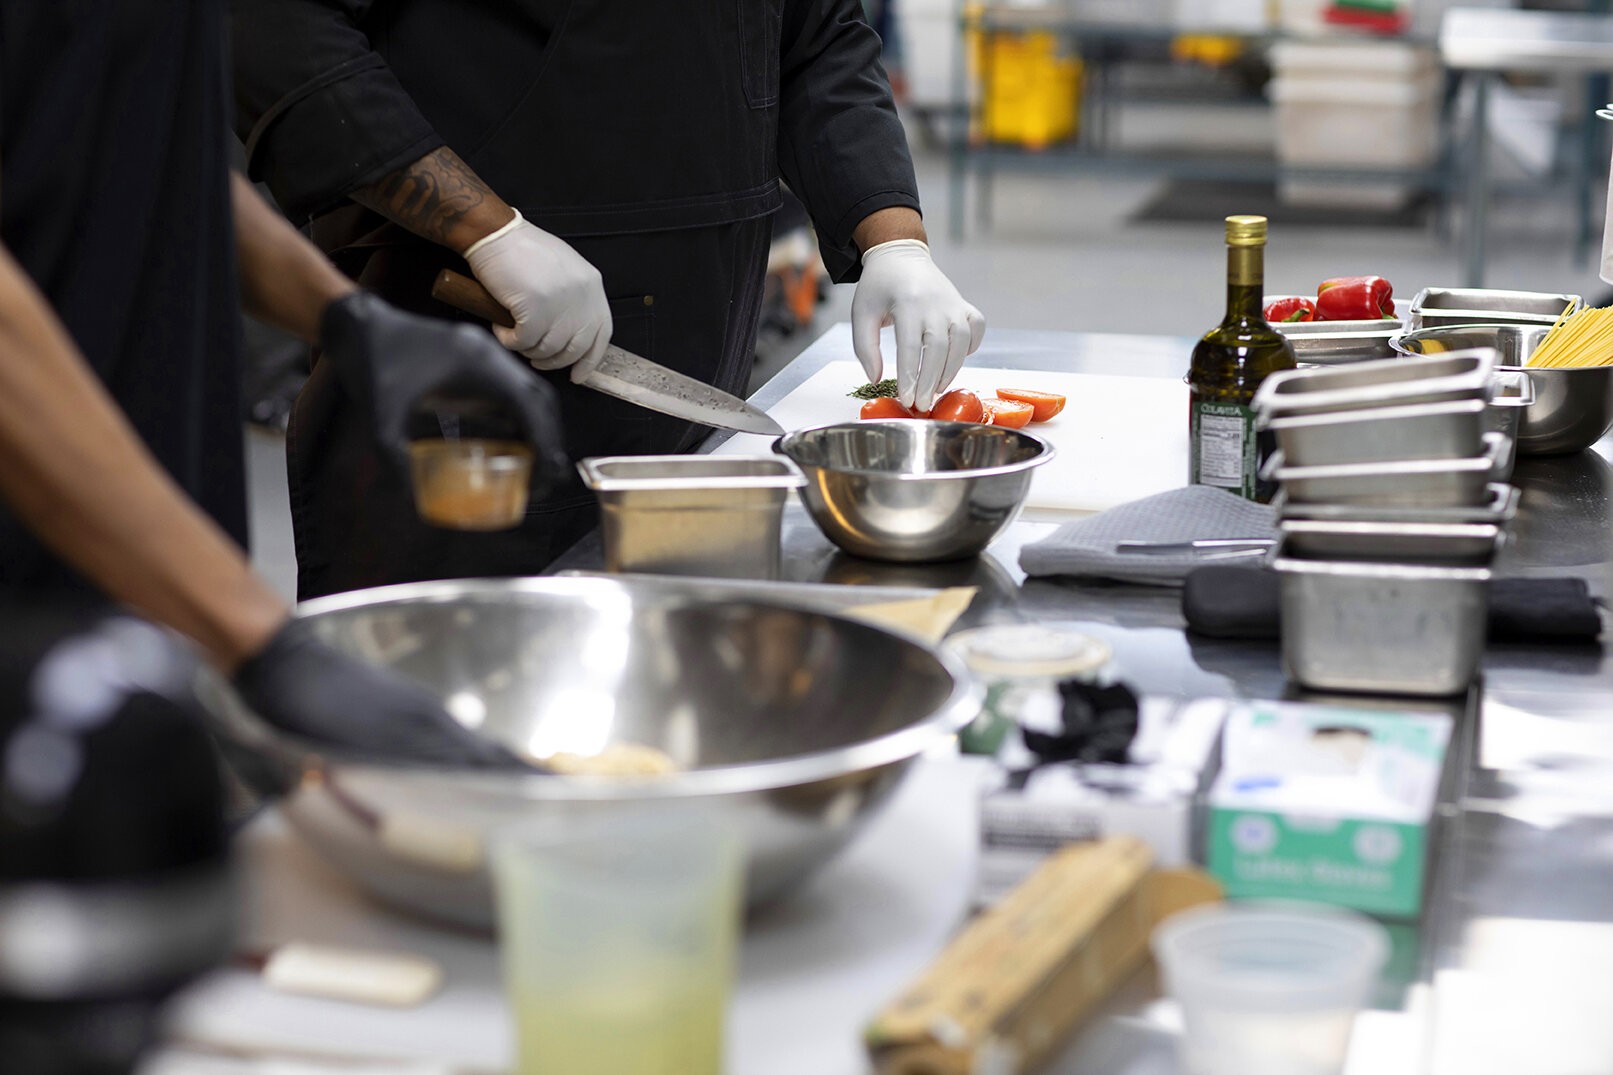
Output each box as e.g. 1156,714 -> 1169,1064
233,0 -> 984,599
0,0 -> 564,764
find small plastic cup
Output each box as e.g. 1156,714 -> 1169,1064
491,810 -> 744,1075
944,625 -> 1112,755
1151,904 -> 1390,1075
408,438 -> 532,531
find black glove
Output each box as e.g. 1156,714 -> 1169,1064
319,291 -> 569,488
233,620 -> 524,768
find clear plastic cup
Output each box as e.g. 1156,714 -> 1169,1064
409,438 -> 532,531
1151,904 -> 1390,1075
491,810 -> 743,1075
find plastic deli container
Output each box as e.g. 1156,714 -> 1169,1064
493,810 -> 744,1075
945,625 -> 1112,755
409,439 -> 532,531
1152,904 -> 1390,1075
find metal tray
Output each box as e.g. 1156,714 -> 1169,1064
578,455 -> 806,580
1252,350 -> 1496,418
1276,482 -> 1519,524
1278,519 -> 1504,564
1264,398 -> 1488,467
1282,327 -> 1405,366
1265,432 -> 1511,507
1409,287 -> 1580,329
1275,552 -> 1491,697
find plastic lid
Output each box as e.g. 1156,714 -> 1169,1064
946,625 -> 1112,679
1226,215 -> 1267,246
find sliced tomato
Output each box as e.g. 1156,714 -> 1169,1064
983,398 -> 1034,428
929,389 -> 986,423
859,397 -> 916,420
996,388 -> 1066,423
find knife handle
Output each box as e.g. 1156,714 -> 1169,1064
432,270 -> 516,330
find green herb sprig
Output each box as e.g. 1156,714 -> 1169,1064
849,379 -> 899,400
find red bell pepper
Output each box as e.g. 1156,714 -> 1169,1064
1263,297 -> 1318,324
1316,276 -> 1395,321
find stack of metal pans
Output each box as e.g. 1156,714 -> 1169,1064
1252,350 -> 1517,697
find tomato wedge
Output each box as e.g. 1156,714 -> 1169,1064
929,389 -> 986,424
859,397 -> 916,420
983,398 -> 1034,428
996,388 -> 1066,423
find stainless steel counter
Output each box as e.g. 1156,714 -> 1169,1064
556,325 -> 1613,1073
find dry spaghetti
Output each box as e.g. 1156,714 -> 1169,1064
1526,304 -> 1613,369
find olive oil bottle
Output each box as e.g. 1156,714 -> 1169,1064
1188,215 -> 1296,502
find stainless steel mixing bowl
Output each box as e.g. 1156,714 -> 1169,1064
199,576 -> 979,928
774,419 -> 1054,562
1390,324 -> 1613,455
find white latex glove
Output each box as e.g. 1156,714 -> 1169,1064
462,209 -> 612,371
850,239 -> 986,412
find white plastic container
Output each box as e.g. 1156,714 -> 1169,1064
1267,42 -> 1441,209
1152,904 -> 1390,1075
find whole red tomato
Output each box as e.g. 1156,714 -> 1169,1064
929,389 -> 986,423
859,397 -> 917,420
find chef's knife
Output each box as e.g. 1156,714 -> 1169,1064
431,270 -> 784,436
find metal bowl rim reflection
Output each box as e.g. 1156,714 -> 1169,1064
773,419 -> 1056,480
273,575 -> 983,801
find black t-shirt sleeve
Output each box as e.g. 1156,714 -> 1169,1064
229,0 -> 445,222
777,0 -> 922,284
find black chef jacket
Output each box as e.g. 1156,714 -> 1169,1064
232,0 -> 921,598
0,0 -> 246,595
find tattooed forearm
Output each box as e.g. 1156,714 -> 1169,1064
352,147 -> 513,254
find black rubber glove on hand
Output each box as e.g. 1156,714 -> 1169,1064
233,620 -> 524,768
319,291 -> 569,485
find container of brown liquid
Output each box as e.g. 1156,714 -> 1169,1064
409,439 -> 532,530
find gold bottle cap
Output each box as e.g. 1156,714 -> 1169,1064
1225,215 -> 1267,246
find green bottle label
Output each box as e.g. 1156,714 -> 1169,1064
1190,398 -> 1259,500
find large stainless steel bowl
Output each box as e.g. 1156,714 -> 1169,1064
774,419 -> 1054,562
1390,324 -> 1613,455
200,577 -> 979,928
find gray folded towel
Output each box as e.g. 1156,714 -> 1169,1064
1019,486 -> 1279,586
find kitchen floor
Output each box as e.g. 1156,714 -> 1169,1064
247,134 -> 1610,601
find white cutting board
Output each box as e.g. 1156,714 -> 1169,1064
717,361 -> 1189,516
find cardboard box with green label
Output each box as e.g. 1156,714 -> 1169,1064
1206,701 -> 1452,918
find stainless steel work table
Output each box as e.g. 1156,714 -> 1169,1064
559,324 -> 1613,1073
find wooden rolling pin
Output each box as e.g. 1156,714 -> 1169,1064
865,837 -> 1221,1075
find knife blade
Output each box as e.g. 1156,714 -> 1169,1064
430,270 -> 784,436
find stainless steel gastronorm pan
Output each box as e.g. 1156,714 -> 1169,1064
1409,287 -> 1580,329
579,455 -> 806,580
1264,399 -> 1488,467
1280,326 -> 1405,366
1253,350 -> 1496,417
1276,482 -> 1519,525
1275,553 -> 1492,696
1278,519 -> 1504,564
1266,433 -> 1511,506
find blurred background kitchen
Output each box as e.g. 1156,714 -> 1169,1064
241,0 -> 1613,597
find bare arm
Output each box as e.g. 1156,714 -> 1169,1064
852,207 -> 927,255
233,172 -> 359,342
351,146 -> 516,255
0,245 -> 287,670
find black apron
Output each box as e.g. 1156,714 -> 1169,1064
281,3 -> 782,599
0,0 -> 245,596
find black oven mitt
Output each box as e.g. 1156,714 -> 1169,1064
1183,565 -> 1603,643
